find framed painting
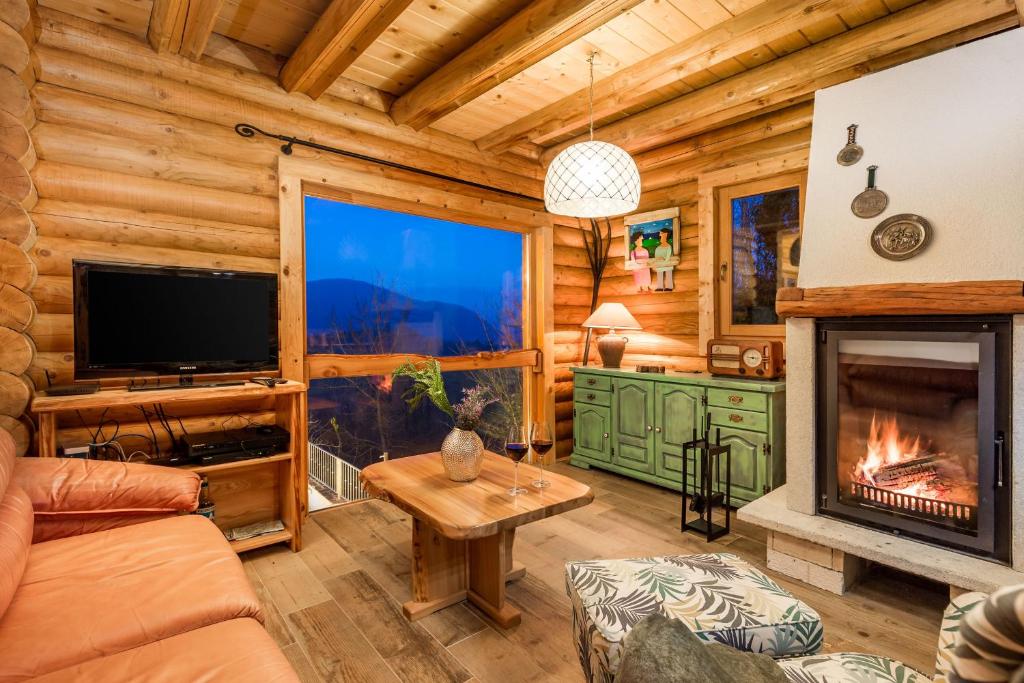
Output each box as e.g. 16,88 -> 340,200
623,207 -> 680,293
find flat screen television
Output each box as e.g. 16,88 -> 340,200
73,261 -> 279,380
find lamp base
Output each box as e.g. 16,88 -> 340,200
597,333 -> 628,368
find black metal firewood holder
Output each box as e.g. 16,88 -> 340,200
681,421 -> 732,542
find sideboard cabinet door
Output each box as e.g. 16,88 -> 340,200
654,384 -> 703,490
611,378 -> 655,473
574,405 -> 612,463
716,426 -> 768,505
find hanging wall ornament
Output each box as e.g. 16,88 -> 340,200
871,214 -> 932,261
836,124 -> 864,166
851,165 -> 888,218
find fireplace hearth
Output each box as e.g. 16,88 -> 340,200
816,316 -> 1011,563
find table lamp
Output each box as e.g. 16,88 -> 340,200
582,303 -> 642,368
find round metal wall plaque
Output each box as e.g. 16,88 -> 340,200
851,165 -> 888,218
836,124 -> 863,166
870,214 -> 932,261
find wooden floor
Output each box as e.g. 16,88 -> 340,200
242,462 -> 949,682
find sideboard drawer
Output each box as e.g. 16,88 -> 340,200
575,387 -> 611,407
708,407 -> 767,432
707,388 -> 767,413
575,374 -> 612,392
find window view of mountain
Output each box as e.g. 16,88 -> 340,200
303,197 -> 525,506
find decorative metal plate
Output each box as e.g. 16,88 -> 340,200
870,214 -> 932,261
852,188 -> 889,218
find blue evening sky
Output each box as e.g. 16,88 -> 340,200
304,196 -> 523,312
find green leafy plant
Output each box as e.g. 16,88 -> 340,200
392,359 -> 453,418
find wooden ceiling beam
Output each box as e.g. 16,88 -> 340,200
541,0 -> 1015,163
280,0 -> 415,99
389,0 -> 647,131
477,0 -> 864,153
147,0 -> 224,60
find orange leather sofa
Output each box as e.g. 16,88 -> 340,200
0,429 -> 299,682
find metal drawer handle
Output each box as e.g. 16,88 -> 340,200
729,414 -> 743,423
586,393 -> 596,400
586,378 -> 596,385
655,427 -> 662,433
646,425 -> 653,432
603,432 -> 609,439
728,395 -> 744,404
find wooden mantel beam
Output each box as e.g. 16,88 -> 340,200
540,0 -> 1015,162
477,0 -> 865,153
280,0 -> 414,99
389,0 -> 646,131
148,0 -> 224,60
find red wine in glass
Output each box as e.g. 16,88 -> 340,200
505,425 -> 529,496
530,421 -> 553,488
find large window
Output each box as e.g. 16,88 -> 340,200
303,196 -> 528,508
717,172 -> 805,338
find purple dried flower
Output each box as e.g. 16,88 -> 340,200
453,386 -> 496,431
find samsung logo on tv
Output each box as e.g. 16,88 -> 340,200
179,365 -> 197,371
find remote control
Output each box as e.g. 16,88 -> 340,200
252,377 -> 286,387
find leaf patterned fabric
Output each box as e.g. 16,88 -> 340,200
777,653 -> 928,683
934,592 -> 987,683
565,553 -> 824,682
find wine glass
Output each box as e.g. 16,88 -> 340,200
530,421 -> 553,488
504,424 -> 529,497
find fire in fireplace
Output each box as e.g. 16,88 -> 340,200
817,317 -> 1010,563
851,414 -> 977,528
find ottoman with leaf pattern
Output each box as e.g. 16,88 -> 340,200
565,553 -> 824,683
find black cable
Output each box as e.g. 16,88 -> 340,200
136,406 -> 161,457
152,404 -> 175,445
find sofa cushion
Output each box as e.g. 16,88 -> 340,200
777,653 -> 928,682
566,553 -> 824,683
25,619 -> 298,683
0,514 -> 262,682
0,484 -> 33,621
934,591 -> 988,683
13,457 -> 200,543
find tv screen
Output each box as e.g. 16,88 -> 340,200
73,261 -> 279,379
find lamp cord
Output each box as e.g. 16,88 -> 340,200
587,53 -> 596,142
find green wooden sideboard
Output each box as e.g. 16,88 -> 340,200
570,367 -> 786,506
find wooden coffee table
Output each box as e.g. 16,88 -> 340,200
360,451 -> 593,628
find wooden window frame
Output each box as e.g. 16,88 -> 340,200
717,171 -> 806,339
696,150 -> 808,354
276,155 -> 555,484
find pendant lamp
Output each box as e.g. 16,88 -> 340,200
544,55 -> 641,218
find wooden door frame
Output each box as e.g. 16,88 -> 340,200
277,155 -> 556,503
696,149 -> 809,354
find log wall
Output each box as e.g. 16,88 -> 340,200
0,0 -> 38,455
23,8 -> 546,454
551,109 -> 814,456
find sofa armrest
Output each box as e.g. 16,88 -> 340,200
13,457 -> 201,543
934,591 -> 988,682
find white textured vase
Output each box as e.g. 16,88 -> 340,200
440,428 -> 484,482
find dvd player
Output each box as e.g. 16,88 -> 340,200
182,425 -> 290,466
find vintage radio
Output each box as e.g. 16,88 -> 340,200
707,340 -> 785,379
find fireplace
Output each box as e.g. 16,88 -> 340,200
816,316 -> 1011,563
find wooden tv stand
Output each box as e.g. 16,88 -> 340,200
32,381 -> 307,553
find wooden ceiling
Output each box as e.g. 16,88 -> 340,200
39,0 -> 1021,165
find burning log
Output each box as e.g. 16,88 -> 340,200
871,454 -> 939,489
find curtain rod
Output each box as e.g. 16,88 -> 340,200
234,123 -> 540,203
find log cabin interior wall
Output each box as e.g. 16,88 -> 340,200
0,0 -> 1017,459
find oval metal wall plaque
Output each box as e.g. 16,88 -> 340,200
851,165 -> 888,218
836,124 -> 863,166
870,214 -> 932,261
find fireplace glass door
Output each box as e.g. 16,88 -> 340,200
817,317 -> 1010,562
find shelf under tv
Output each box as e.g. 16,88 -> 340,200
31,381 -> 307,554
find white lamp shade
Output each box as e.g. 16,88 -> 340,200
544,141 -> 641,218
581,302 -> 642,331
